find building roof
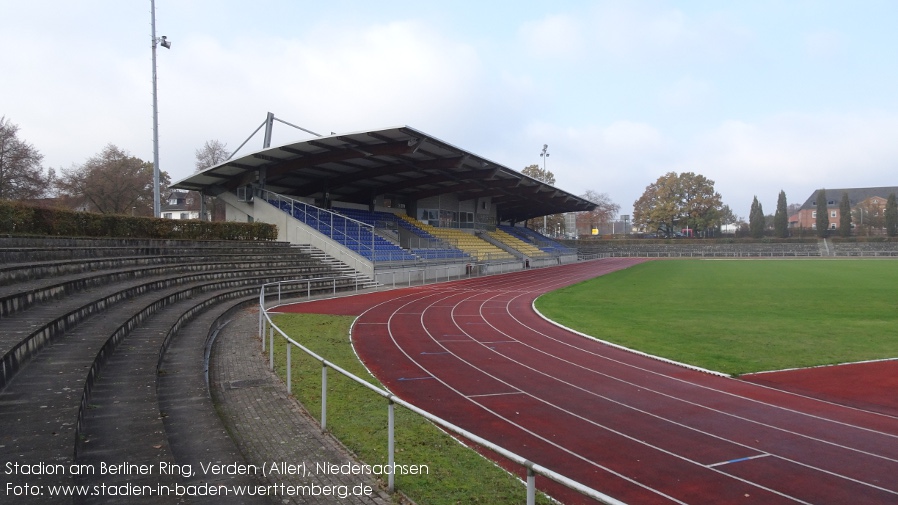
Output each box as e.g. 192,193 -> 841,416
170,126 -> 596,223
799,186 -> 898,210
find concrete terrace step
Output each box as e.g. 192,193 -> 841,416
0,265 -> 348,389
0,273 -> 356,503
74,284 -> 353,502
0,257 -> 325,317
156,300 -> 269,504
73,293 -> 267,504
0,236 -> 295,264
0,250 -> 313,288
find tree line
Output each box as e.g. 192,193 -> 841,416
631,168 -> 898,239
0,116 -> 228,217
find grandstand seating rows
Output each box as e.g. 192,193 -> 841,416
398,215 -> 516,261
0,236 -> 366,493
269,197 -> 581,263
335,208 -> 470,261
485,229 -> 548,258
499,225 -> 576,255
269,199 -> 417,262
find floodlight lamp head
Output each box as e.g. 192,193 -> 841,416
160,36 -> 171,49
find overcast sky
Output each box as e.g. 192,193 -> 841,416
3,1 -> 897,219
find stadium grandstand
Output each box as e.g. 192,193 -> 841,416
171,126 -> 590,284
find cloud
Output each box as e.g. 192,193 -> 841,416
518,14 -> 584,60
519,1 -> 753,64
156,20 -> 486,181
803,30 -> 845,59
508,111 -> 898,219
511,120 -> 676,213
658,76 -> 717,110
688,112 -> 898,214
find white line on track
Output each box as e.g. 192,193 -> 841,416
348,260 -> 898,502
474,287 -> 898,496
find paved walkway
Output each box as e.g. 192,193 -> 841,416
209,305 -> 392,505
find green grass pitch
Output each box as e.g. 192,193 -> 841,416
534,259 -> 898,376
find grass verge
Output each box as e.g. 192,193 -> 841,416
535,259 -> 898,376
269,313 -> 554,505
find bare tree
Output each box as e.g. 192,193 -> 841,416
194,139 -> 230,173
0,116 -> 50,200
56,144 -> 169,215
193,140 -> 230,220
576,190 -> 620,235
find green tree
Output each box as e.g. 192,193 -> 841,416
679,172 -> 722,235
522,163 -> 560,234
839,192 -> 852,237
816,189 -> 829,237
521,163 -> 555,185
633,171 -> 722,237
0,116 -> 50,200
56,144 -> 169,216
773,190 -> 788,238
749,196 -> 765,238
886,193 -> 898,237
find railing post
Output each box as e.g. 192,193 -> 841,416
388,399 -> 396,492
269,326 -> 274,370
286,344 -> 292,395
278,282 -> 281,302
321,363 -> 328,431
527,467 -> 536,505
259,286 -> 264,347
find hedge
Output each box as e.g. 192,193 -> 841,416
0,200 -> 277,241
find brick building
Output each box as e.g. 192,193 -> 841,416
793,186 -> 898,233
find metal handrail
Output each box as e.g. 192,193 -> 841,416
257,280 -> 625,505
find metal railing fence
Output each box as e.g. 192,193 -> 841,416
258,280 -> 625,505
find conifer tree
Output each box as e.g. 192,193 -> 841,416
886,193 -> 898,237
773,190 -> 788,238
839,192 -> 852,237
749,196 -> 765,238
816,189 -> 829,237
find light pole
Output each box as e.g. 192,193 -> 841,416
540,144 -> 549,235
151,0 -> 170,218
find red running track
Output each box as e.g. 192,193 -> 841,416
278,259 -> 898,504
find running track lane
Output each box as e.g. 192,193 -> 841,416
279,259 -> 898,505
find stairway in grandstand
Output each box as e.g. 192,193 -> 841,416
0,236 -> 369,498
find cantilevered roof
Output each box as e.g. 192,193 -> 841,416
171,126 -> 595,223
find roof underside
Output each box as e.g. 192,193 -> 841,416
171,126 -> 595,223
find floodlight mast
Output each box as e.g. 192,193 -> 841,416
150,0 -> 169,218
540,144 -> 550,235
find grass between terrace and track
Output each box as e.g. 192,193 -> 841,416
535,259 -> 898,376
269,313 -> 554,505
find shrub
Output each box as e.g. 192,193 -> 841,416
0,200 -> 277,241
